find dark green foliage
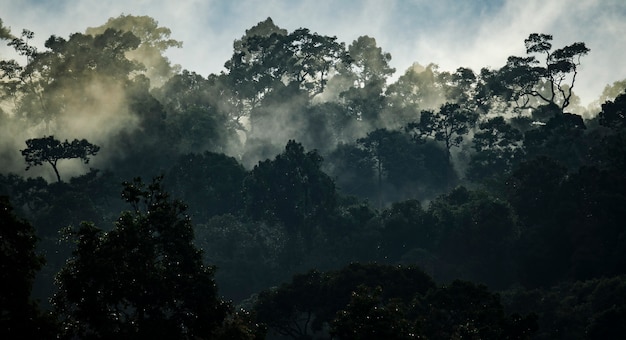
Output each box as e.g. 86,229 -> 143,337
4,17 -> 626,340
331,285 -> 414,340
21,136 -> 100,182
376,199 -> 437,265
508,152 -> 626,287
254,263 -> 536,339
328,128 -> 452,205
52,177 -> 233,339
0,196 -> 56,338
166,151 -> 247,223
502,276 -> 626,339
406,103 -> 478,160
254,263 -> 435,339
195,214 -> 286,301
599,89 -> 626,129
154,70 -> 240,153
523,109 -> 589,170
414,280 -> 537,339
244,140 -> 336,233
226,24 -> 349,100
324,142 -> 376,199
332,281 -> 537,340
467,116 -> 524,185
490,33 -> 589,111
427,187 -> 519,288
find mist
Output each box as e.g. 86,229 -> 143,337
2,11 -> 626,340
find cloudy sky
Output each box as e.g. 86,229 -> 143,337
2,0 -> 625,106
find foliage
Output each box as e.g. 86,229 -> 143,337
502,276 -> 626,339
21,136 -> 100,182
406,102 -> 478,160
491,33 -> 589,111
51,177 -> 247,339
467,116 -> 524,184
3,16 -> 626,340
254,263 -> 435,339
331,285 -> 414,340
166,151 -> 247,222
244,140 -> 336,234
85,14 -> 182,87
0,196 -> 56,338
225,19 -> 349,101
599,89 -> 626,130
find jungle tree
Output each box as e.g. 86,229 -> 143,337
406,103 -> 478,161
52,177 -> 251,339
492,33 -> 589,112
21,136 -> 100,182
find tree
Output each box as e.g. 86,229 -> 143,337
415,280 -> 538,339
85,14 -> 182,87
356,128 -> 439,206
439,67 -> 478,107
506,156 -> 571,287
324,142 -> 377,199
0,196 -> 56,338
331,285 -> 414,340
225,19 -> 349,101
385,63 -> 445,126
52,177 -> 254,339
406,103 -> 478,160
492,33 -> 589,112
243,140 -> 336,234
337,36 -> 395,124
467,116 -> 524,184
427,187 -> 519,288
165,151 -> 247,223
0,18 -> 12,40
523,109 -> 589,170
254,263 -> 434,339
21,136 -> 100,182
376,199 -> 438,266
154,70 -> 243,148
599,90 -> 626,130
0,27 -> 40,115
356,129 -> 405,207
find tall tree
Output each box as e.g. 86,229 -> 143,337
467,116 -> 524,184
356,129 -> 430,207
52,177 -> 239,339
243,140 -> 336,235
599,90 -> 626,130
338,36 -> 395,125
2,27 -> 142,130
85,14 -> 182,87
492,33 -> 589,112
21,136 -> 100,182
0,196 -> 56,338
406,103 -> 478,160
225,19 -> 348,101
385,63 -> 446,126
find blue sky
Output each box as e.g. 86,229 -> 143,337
2,0 -> 625,106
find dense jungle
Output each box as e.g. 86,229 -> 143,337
1,14 -> 626,339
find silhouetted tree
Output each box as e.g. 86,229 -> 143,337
21,136 -> 100,182
52,177 -> 239,339
492,33 -> 589,111
406,103 -> 478,161
599,90 -> 626,130
0,196 -> 56,338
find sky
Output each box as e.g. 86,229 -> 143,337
1,0 -> 625,106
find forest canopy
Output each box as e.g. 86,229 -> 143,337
1,14 -> 626,339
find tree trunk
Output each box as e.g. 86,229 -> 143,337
50,161 -> 61,182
